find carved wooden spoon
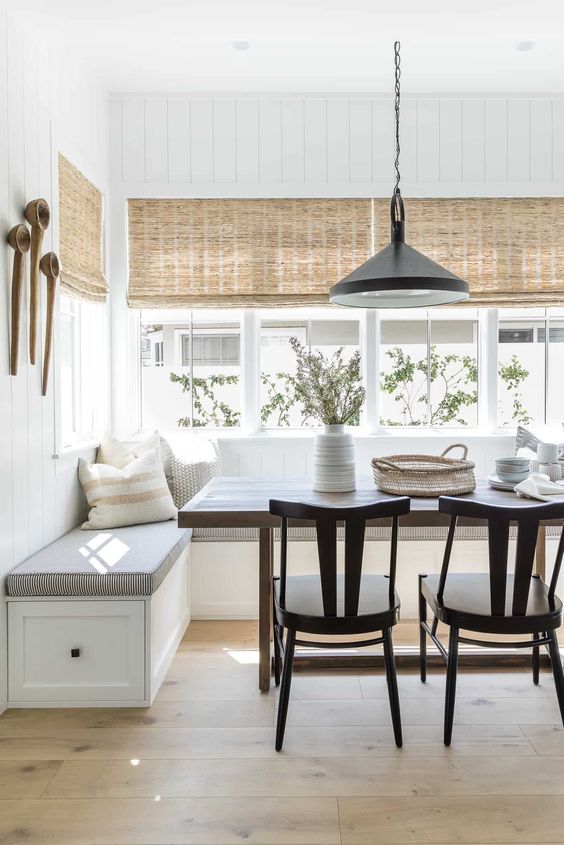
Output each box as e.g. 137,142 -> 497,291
7,224 -> 31,376
40,251 -> 60,396
25,198 -> 50,365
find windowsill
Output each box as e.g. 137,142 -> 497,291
158,427 -> 518,440
55,440 -> 99,472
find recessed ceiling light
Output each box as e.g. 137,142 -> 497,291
516,41 -> 535,52
232,40 -> 251,51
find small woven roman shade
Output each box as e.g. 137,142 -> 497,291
128,197 -> 564,309
58,154 -> 108,302
370,198 -> 564,308
127,198 -> 372,307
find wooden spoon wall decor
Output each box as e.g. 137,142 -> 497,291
40,251 -> 60,396
24,198 -> 50,366
7,224 -> 31,376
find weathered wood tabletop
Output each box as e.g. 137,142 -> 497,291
179,476 -> 556,690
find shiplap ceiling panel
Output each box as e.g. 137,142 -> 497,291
167,98 -> 190,183
349,98 -> 372,184
144,98 -> 168,182
236,98 -> 259,182
258,98 -> 282,182
529,99 -> 552,183
114,95 -> 564,188
484,98 -> 508,183
439,99 -> 462,183
213,98 -> 237,183
121,97 -> 145,182
371,98 -> 394,183
507,99 -> 530,182
304,98 -> 327,184
190,98 -> 214,182
553,100 -> 564,183
326,99 -> 350,183
462,99 -> 485,183
417,98 -> 440,183
281,99 -> 305,183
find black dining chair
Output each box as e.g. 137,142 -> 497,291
419,495 -> 564,746
269,496 -> 411,751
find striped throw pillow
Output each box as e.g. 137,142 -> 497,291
79,449 -> 176,530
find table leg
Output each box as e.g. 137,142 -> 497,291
535,524 -> 546,580
259,526 -> 273,692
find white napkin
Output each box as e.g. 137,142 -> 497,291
515,473 -> 564,502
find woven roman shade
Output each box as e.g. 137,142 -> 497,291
58,154 -> 108,302
127,198 -> 372,307
370,198 -> 564,308
127,197 -> 564,309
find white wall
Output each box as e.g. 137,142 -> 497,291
0,9 -> 109,712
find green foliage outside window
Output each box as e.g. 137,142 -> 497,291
170,345 -> 532,429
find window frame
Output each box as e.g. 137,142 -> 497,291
130,306 -> 562,437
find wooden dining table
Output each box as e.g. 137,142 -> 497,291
178,475 -> 554,691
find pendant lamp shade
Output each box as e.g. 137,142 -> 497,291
329,219 -> 470,308
330,42 -> 470,309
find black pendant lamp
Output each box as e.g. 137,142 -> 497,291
330,42 -> 470,309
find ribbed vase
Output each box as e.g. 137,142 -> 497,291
313,424 -> 356,493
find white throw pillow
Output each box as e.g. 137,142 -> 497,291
97,431 -> 173,480
79,449 -> 176,530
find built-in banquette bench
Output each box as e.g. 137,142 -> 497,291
6,521 -> 192,707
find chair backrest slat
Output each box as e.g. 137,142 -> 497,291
439,495 -> 564,618
488,518 -> 510,615
269,497 -> 410,618
316,519 -> 337,616
344,517 -> 365,616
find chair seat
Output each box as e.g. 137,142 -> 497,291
421,573 -> 563,634
274,574 -> 400,635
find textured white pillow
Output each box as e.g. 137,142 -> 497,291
79,449 -> 176,530
97,431 -> 173,480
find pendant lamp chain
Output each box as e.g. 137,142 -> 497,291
394,40 -> 401,196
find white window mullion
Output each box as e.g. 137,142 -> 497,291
241,309 -> 260,434
479,308 -> 499,431
362,309 -> 380,433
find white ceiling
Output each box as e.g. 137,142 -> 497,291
10,0 -> 564,93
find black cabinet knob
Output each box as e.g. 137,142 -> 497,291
70,648 -> 80,658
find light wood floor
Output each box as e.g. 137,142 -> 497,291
1,619 -> 564,844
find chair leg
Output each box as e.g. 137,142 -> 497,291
273,624 -> 281,687
444,626 -> 459,746
275,628 -> 296,751
383,628 -> 403,748
548,630 -> 564,727
532,633 -> 540,686
418,574 -> 427,683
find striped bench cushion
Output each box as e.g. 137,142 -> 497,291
7,522 -> 192,598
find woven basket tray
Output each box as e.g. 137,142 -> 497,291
371,444 -> 476,497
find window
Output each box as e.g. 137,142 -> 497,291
59,294 -> 108,447
379,311 -> 478,427
135,306 -> 561,434
140,309 -> 242,430
260,311 -> 361,428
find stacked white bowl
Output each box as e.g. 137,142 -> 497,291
495,456 -> 530,484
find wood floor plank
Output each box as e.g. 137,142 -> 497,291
0,797 -> 339,844
43,754 -> 564,799
0,724 -> 535,760
287,696 -> 561,727
361,672 -> 556,700
520,724 -> 564,755
0,760 -> 61,798
338,795 -> 564,843
0,700 -> 275,733
157,675 -> 363,702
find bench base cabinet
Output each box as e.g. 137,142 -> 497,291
8,600 -> 146,705
7,546 -> 190,707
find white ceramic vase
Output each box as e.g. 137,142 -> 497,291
313,424 -> 356,493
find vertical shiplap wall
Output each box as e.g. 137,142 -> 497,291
0,10 -> 109,712
110,94 -> 564,195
